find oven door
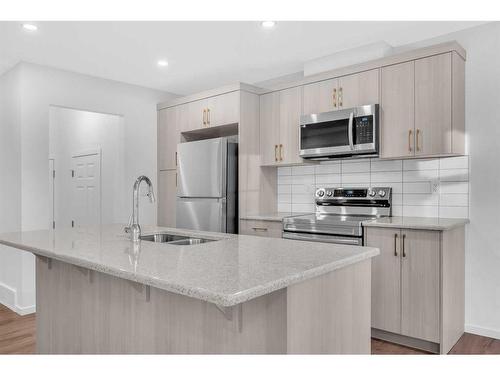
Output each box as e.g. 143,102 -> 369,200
282,231 -> 363,246
299,104 -> 378,159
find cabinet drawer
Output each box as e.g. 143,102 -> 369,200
239,219 -> 283,238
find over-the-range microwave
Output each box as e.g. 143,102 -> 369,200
299,104 -> 379,160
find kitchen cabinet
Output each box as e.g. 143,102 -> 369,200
401,230 -> 440,343
260,87 -> 303,166
380,61 -> 415,158
365,225 -> 465,354
337,69 -> 379,109
158,170 -> 177,227
302,69 -> 379,115
303,78 -> 338,115
414,53 -> 452,156
369,228 -> 401,334
380,52 -> 465,159
239,219 -> 282,238
189,91 -> 240,129
259,92 -> 280,165
158,107 -> 179,171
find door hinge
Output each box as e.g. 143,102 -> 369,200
71,170 -> 75,178
71,220 -> 74,228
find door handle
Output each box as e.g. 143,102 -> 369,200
175,151 -> 177,166
333,88 -> 337,108
394,233 -> 398,256
274,145 -> 278,162
416,128 -> 421,152
348,112 -> 354,150
207,108 -> 211,126
279,144 -> 283,161
203,109 -> 206,126
402,233 -> 407,258
339,87 -> 343,108
408,129 -> 413,153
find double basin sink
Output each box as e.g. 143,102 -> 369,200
140,233 -> 215,246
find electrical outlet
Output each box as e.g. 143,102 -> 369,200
432,181 -> 440,193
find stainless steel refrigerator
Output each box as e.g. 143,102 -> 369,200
176,137 -> 238,233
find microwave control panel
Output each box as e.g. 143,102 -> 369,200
354,116 -> 374,144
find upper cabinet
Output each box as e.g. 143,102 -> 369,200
302,69 -> 379,115
303,78 -> 338,114
337,69 -> 379,109
260,87 -> 303,166
188,91 -> 240,129
381,52 -> 465,159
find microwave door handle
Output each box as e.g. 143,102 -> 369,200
348,112 -> 354,150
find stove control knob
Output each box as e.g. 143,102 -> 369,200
378,190 -> 386,197
317,190 -> 325,197
326,190 -> 333,197
369,190 -> 377,197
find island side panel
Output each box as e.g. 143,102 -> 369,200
286,259 -> 372,354
35,257 -> 287,354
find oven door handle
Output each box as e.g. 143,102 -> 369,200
283,231 -> 362,245
348,112 -> 354,150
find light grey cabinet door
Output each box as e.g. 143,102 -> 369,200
158,170 -> 177,227
259,92 -> 280,166
366,227 -> 402,334
380,61 -> 415,158
338,69 -> 379,109
158,107 -> 179,170
401,229 -> 440,343
302,78 -> 339,115
414,53 -> 452,156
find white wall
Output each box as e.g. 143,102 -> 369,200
0,65 -> 26,313
49,107 -> 125,228
0,62 -> 177,313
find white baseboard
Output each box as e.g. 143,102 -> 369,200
465,324 -> 500,340
0,281 -> 36,316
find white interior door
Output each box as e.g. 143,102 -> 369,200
71,152 -> 101,228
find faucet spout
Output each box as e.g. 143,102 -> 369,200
126,175 -> 155,242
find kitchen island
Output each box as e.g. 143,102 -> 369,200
0,224 -> 379,354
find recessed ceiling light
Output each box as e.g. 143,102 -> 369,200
260,21 -> 276,29
22,23 -> 38,32
157,59 -> 169,67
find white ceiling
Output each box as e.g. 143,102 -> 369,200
0,21 -> 485,95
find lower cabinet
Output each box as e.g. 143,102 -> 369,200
365,226 -> 464,354
239,219 -> 283,238
158,170 -> 177,227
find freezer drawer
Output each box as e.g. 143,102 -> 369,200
176,198 -> 226,232
177,138 -> 226,198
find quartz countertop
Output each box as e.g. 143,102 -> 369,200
240,212 -> 299,222
0,224 -> 379,307
362,216 -> 469,231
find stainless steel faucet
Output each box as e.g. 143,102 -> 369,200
125,176 -> 156,242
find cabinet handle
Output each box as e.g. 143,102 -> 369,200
252,227 -> 268,232
402,233 -> 406,258
333,88 -> 337,108
279,144 -> 283,161
274,145 -> 278,162
339,87 -> 343,108
175,172 -> 177,187
203,109 -> 206,126
175,151 -> 177,166
394,233 -> 398,256
408,129 -> 413,153
416,128 -> 421,152
207,108 -> 211,126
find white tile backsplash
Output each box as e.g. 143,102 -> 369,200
276,156 -> 470,219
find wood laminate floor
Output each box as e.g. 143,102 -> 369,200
1,304 -> 499,354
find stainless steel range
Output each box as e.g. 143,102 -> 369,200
282,186 -> 392,245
